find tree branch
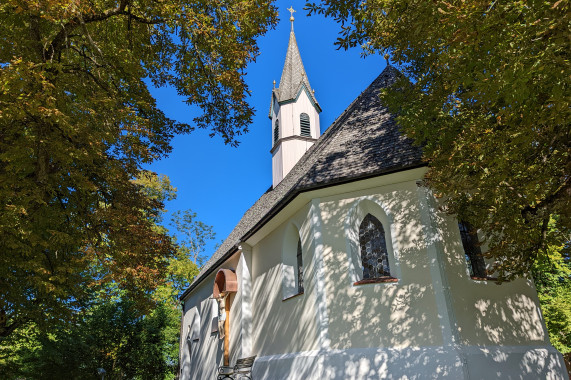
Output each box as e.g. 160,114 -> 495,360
521,177 -> 571,218
0,310 -> 26,339
44,0 -> 130,61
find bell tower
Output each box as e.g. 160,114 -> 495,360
269,7 -> 321,188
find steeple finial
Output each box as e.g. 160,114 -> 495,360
287,6 -> 295,29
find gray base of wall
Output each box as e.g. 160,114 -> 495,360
252,345 -> 568,380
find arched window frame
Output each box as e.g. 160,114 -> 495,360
300,113 -> 311,137
344,198 -> 400,285
281,222 -> 305,300
273,119 -> 280,145
359,213 -> 391,279
458,220 -> 488,279
296,238 -> 304,294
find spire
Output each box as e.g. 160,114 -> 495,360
276,9 -> 316,105
270,9 -> 322,188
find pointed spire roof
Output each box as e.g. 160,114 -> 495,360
276,20 -> 319,106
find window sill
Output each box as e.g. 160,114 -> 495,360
470,275 -> 500,282
282,292 -> 304,302
354,277 -> 398,286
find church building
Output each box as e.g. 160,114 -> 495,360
178,12 -> 567,380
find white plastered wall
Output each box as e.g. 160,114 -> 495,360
251,202 -> 320,357
430,192 -> 566,378
179,253 -> 240,380
301,179 -> 468,379
181,168 -> 567,379
320,180 -> 442,350
251,171 -> 566,379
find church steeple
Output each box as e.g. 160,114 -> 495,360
269,8 -> 321,188
276,9 -> 315,104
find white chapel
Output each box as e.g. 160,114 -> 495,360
178,12 -> 568,380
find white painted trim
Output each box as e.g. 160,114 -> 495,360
462,344 -> 563,355
310,199 -> 331,350
254,344 -> 565,363
254,348 -> 322,362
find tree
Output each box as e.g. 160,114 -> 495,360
533,236 -> 571,363
0,173 -> 216,378
0,0 -> 277,338
307,0 -> 570,279
7,295 -> 177,380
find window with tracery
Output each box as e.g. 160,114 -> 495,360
297,238 -> 304,293
359,213 -> 390,278
458,221 -> 486,278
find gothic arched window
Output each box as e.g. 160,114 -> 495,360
359,213 -> 390,278
300,113 -> 311,137
274,120 -> 280,144
458,221 -> 487,278
282,225 -> 305,300
297,238 -> 304,293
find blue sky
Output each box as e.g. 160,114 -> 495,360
147,1 -> 386,258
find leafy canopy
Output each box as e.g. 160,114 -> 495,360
0,0 -> 277,338
307,0 -> 570,279
534,242 -> 571,357
0,174 -> 216,378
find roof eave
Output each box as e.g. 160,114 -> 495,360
277,83 -> 321,113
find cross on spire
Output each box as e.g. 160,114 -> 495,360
287,6 -> 296,19
287,6 -> 296,28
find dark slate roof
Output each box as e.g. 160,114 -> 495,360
180,65 -> 424,300
275,25 -> 318,106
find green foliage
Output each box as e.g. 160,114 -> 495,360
0,173 -> 213,378
154,209 -> 216,304
2,296 -> 179,380
0,0 -> 277,338
533,241 -> 571,355
307,0 -> 570,279
0,323 -> 42,378
171,210 -> 215,266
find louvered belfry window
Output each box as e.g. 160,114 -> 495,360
359,214 -> 390,278
297,238 -> 304,293
458,221 -> 487,278
300,113 -> 311,137
274,120 -> 279,144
